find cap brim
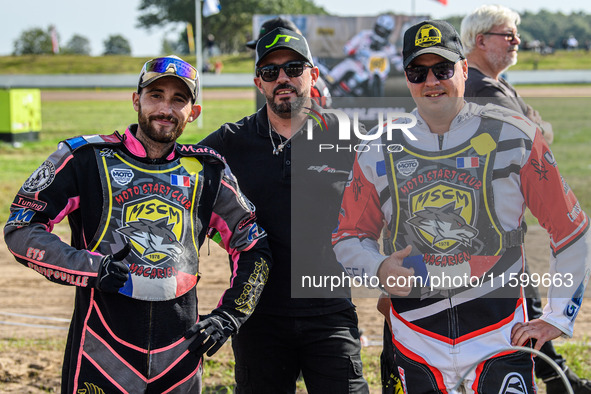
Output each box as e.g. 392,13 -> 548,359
255,45 -> 313,67
139,73 -> 196,100
404,47 -> 462,68
246,39 -> 257,49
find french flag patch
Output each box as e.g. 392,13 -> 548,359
456,157 -> 479,169
171,174 -> 191,187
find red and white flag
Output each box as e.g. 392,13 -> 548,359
50,25 -> 59,54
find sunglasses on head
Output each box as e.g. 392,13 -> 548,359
256,61 -> 312,82
405,61 -> 456,84
143,57 -> 197,80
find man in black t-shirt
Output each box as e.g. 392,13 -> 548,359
200,28 -> 369,393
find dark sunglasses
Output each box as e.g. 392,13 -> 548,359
483,31 -> 520,41
256,61 -> 312,82
405,61 -> 456,84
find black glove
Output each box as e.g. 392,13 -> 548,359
184,312 -> 237,357
96,243 -> 131,293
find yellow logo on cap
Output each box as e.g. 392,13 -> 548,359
265,34 -> 300,48
415,24 -> 442,47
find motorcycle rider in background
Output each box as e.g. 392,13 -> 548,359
325,14 -> 403,97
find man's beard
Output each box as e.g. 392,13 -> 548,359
487,47 -> 518,74
137,103 -> 185,143
266,83 -> 309,119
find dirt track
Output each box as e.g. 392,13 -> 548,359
2,223 -> 588,392
41,89 -> 255,101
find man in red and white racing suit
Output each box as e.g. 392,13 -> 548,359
332,21 -> 591,393
4,56 -> 271,393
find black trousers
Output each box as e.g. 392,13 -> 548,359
232,307 -> 369,394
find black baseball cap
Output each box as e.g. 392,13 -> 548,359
255,27 -> 314,66
246,17 -> 299,49
402,20 -> 465,69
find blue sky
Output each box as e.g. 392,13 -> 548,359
3,0 -> 591,57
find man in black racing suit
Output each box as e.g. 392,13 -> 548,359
4,56 -> 271,394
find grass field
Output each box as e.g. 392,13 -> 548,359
1,50 -> 591,75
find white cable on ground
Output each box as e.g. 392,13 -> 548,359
0,311 -> 70,322
0,310 -> 69,330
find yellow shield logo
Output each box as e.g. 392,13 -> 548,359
415,24 -> 442,47
407,181 -> 478,253
118,195 -> 184,265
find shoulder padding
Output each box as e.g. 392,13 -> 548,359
176,144 -> 226,165
63,132 -> 123,152
479,103 -> 537,140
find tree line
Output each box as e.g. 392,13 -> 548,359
12,26 -> 132,56
12,1 -> 591,56
446,10 -> 591,51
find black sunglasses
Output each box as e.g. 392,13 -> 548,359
405,61 -> 456,84
256,61 -> 312,82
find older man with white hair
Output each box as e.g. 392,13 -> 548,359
461,4 -> 553,144
462,6 -> 590,393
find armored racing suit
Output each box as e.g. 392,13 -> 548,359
332,102 -> 591,393
4,126 -> 271,393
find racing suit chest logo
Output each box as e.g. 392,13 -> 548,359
117,195 -> 184,264
407,185 -> 478,253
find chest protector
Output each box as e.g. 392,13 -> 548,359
384,118 -> 524,290
86,143 -> 206,301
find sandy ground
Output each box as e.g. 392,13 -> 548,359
1,87 -> 590,392
1,222 -> 588,393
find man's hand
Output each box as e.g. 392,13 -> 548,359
184,312 -> 236,358
377,245 -> 415,296
96,243 -> 130,293
525,105 -> 554,144
511,319 -> 563,351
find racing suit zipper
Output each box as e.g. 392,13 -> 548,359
146,301 -> 153,378
448,300 -> 460,354
438,134 -> 444,151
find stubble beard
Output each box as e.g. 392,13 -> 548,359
137,103 -> 185,143
267,83 -> 310,119
488,47 -> 518,74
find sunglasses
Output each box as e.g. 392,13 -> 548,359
483,31 -> 520,41
256,61 -> 312,82
142,57 -> 197,80
405,61 -> 456,84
